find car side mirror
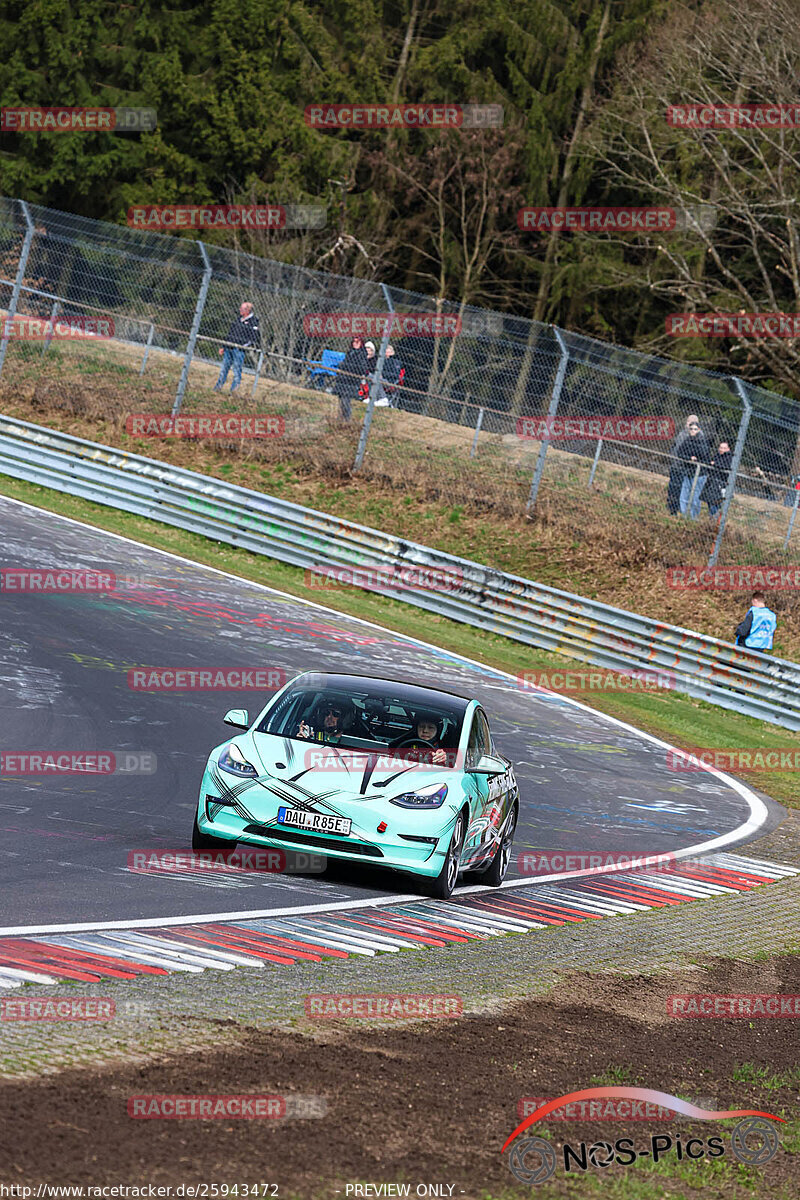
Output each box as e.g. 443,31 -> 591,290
472,753 -> 506,776
223,708 -> 249,730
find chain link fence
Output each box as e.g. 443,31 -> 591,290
1,194 -> 798,572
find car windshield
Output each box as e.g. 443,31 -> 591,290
256,682 -> 464,767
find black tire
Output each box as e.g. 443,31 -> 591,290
473,804 -> 518,887
192,811 -> 235,851
426,810 -> 466,900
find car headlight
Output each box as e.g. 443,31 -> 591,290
389,782 -> 448,809
217,742 -> 258,777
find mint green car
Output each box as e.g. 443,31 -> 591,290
193,671 -> 519,899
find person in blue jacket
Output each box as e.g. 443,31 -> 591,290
735,592 -> 777,651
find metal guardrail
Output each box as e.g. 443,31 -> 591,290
1,413 -> 799,731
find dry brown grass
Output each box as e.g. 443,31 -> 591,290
2,334 -> 800,661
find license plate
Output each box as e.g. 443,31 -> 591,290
277,806 -> 351,836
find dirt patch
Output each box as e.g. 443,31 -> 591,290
1,958 -> 798,1197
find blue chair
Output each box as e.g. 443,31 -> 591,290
306,348 -> 346,390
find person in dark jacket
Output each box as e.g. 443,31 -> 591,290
332,336 -> 368,421
704,441 -> 733,516
673,414 -> 712,518
666,459 -> 682,515
382,344 -> 403,406
213,301 -> 260,393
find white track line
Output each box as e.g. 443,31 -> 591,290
0,493 -> 776,936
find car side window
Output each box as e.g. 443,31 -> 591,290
466,709 -> 490,770
476,710 -> 492,757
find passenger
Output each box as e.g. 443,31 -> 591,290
297,700 -> 349,745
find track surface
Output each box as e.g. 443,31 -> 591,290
0,497 -> 779,928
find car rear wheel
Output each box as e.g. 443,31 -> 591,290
192,811 -> 235,851
426,811 -> 466,900
474,804 -> 517,887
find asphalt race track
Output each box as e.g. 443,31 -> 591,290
0,496 -> 781,930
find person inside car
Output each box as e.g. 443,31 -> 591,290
297,699 -> 350,745
393,710 -> 449,765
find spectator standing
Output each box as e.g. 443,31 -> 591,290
735,591 -> 777,651
383,344 -> 403,406
213,301 -> 260,394
673,414 -> 712,518
704,441 -> 733,517
332,336 -> 368,421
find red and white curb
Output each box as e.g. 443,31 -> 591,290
0,853 -> 795,987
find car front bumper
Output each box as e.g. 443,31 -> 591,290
196,776 -> 455,879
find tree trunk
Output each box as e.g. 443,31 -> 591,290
511,0 -> 611,414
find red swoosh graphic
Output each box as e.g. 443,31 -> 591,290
501,1086 -> 785,1152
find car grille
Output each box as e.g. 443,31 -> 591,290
242,824 -> 384,858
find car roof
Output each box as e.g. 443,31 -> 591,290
291,672 -> 474,714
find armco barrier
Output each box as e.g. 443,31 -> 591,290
1,413 -> 799,731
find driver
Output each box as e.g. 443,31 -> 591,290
396,710 -> 448,766
297,698 -> 350,745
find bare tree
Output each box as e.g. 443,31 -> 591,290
587,0 -> 800,398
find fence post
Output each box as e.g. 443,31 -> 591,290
0,200 -> 35,379
251,349 -> 264,398
588,437 -> 603,486
526,327 -> 569,512
470,407 -> 484,458
354,283 -> 394,472
707,376 -> 752,567
140,322 -> 155,375
172,241 -> 211,419
41,301 -> 60,355
783,485 -> 800,551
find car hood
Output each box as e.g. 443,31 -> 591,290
224,730 -> 452,807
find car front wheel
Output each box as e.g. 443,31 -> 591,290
192,811 -> 235,851
426,811 -> 466,900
